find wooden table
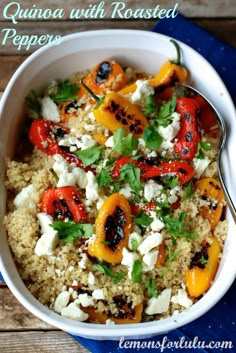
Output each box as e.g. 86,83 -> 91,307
0,1 -> 235,352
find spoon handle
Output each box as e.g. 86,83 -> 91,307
218,150 -> 236,224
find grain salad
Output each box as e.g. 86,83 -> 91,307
4,41 -> 228,324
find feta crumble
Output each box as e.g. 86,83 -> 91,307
145,289 -> 172,315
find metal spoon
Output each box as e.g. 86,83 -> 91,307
178,85 -> 236,223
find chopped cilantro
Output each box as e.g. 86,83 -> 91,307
51,221 -> 94,243
131,238 -> 139,251
163,212 -> 198,243
97,168 -> 112,187
112,128 -> 138,157
161,245 -> 180,275
75,146 -> 104,167
196,141 -> 211,160
143,125 -> 162,150
119,162 -> 142,194
92,262 -> 126,284
131,259 -> 143,283
144,95 -> 157,116
183,180 -> 194,201
145,278 -> 158,298
156,96 -> 177,127
25,90 -> 41,116
133,209 -> 153,227
156,198 -> 171,217
52,79 -> 80,103
49,168 -> 59,183
200,255 -> 209,266
165,176 -> 179,189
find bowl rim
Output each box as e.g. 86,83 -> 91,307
0,28 -> 236,339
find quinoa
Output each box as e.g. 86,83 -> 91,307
4,57 -> 228,324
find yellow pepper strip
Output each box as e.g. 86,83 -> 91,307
92,132 -> 108,145
196,177 -> 225,230
88,193 -> 133,264
81,80 -> 148,138
119,39 -> 188,96
185,236 -> 221,297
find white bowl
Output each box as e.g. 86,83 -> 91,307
0,30 -> 236,340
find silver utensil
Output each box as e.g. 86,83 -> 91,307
179,85 -> 236,223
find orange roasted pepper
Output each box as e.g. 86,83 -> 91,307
78,58 -> 127,99
92,132 -> 108,145
83,303 -> 143,324
155,242 -> 166,267
196,178 -> 225,230
59,100 -> 80,122
119,39 -> 187,96
88,193 -> 133,264
81,80 -> 148,137
185,236 -> 221,297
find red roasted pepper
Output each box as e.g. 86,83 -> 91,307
28,119 -> 90,170
41,186 -> 87,223
194,94 -> 219,138
174,98 -> 200,160
112,157 -> 195,185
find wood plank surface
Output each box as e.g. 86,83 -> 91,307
0,0 -> 235,19
0,331 -> 89,353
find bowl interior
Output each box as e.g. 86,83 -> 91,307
0,29 -> 236,339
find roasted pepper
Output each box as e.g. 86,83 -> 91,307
41,186 -> 87,223
81,80 -> 148,137
185,237 -> 221,297
174,97 -> 201,161
88,193 -> 133,264
194,94 -> 219,138
119,39 -> 188,95
196,178 -> 225,229
59,100 -> 81,122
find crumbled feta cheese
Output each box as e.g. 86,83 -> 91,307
78,253 -> 88,269
128,232 -> 143,250
142,250 -> 158,270
41,96 -> 60,122
59,134 -> 96,151
54,291 -> 70,313
37,213 -> 55,234
92,289 -> 105,300
84,124 -> 96,132
78,293 -> 95,307
53,154 -> 69,174
145,289 -> 171,315
86,171 -> 99,202
34,231 -> 59,256
168,195 -> 178,204
144,180 -> 163,202
13,184 -> 34,208
119,184 -> 133,200
121,247 -> 138,279
171,288 -> 193,308
88,111 -> 95,122
88,272 -> 96,286
106,319 -> 116,325
193,157 -> 211,179
72,167 -> 88,189
61,302 -> 88,321
105,136 -> 114,148
150,218 -> 165,232
132,80 -> 154,104
147,151 -> 157,158
72,280 -> 78,286
138,233 -> 163,255
158,112 -> 180,150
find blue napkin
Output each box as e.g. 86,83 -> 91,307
1,14 -> 236,353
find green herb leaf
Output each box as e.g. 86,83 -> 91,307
165,176 -> 179,189
92,262 -> 126,284
200,141 -> 211,151
161,245 -> 180,275
183,180 -> 194,201
52,79 -> 80,103
51,221 -> 94,243
200,255 -> 209,266
156,96 -> 176,126
163,212 -> 198,242
156,198 -> 171,217
113,128 -> 138,157
196,141 -> 211,160
143,125 -> 162,150
133,209 -> 153,227
145,278 -> 158,298
144,95 -> 157,116
25,90 -> 41,116
75,146 -> 104,167
97,168 -> 112,187
131,259 -> 143,283
131,238 -> 139,251
119,162 -> 142,194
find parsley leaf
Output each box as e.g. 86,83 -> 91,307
97,168 -> 112,187
144,95 -> 157,116
156,96 -> 176,127
119,162 -> 142,194
163,212 -> 198,243
131,259 -> 143,283
156,198 -> 171,217
143,125 -> 162,150
161,245 -> 180,275
92,262 -> 126,284
51,221 -> 94,243
183,180 -> 194,201
165,176 -> 179,189
25,90 -> 41,116
145,278 -> 158,298
196,141 -> 211,160
75,146 -> 104,167
52,79 -> 80,103
131,238 -> 139,251
133,209 -> 153,227
113,128 -> 138,157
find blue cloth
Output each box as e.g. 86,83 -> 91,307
1,14 -> 236,353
